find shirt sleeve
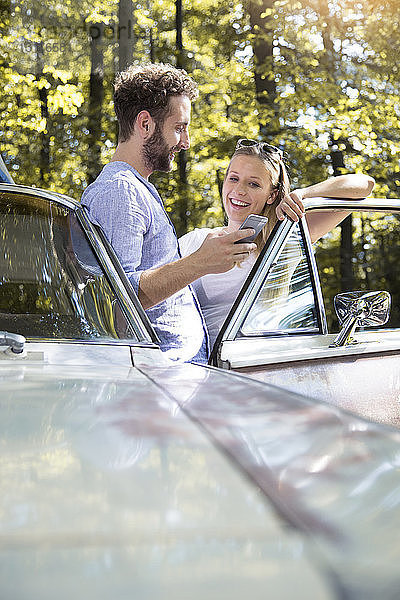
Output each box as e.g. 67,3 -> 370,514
84,178 -> 151,295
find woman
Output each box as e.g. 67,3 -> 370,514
179,139 -> 375,348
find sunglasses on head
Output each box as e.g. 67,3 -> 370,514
235,138 -> 284,194
235,138 -> 283,159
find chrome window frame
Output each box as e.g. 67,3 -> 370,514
222,218 -> 297,342
0,183 -> 158,347
76,208 -> 159,345
211,216 -> 327,352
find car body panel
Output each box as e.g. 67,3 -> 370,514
133,349 -> 400,599
238,347 -> 400,428
0,347 -> 334,600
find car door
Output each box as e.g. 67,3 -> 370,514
211,198 -> 400,428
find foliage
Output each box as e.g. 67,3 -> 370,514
2,0 -> 399,200
1,0 -> 400,326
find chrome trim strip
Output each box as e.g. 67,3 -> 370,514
23,337 -> 158,347
219,329 -> 400,369
0,182 -> 80,209
303,197 -> 400,212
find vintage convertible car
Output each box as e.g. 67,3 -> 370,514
1,183 -> 400,599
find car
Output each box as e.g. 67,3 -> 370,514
1,182 -> 400,599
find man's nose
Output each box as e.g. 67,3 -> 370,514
180,130 -> 190,150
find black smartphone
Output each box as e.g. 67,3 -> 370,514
234,214 -> 269,243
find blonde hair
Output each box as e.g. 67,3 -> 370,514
225,145 -> 290,253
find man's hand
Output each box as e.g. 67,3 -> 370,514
192,228 -> 257,275
276,189 -> 305,222
138,229 -> 256,310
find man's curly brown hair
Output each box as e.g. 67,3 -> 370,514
114,63 -> 199,143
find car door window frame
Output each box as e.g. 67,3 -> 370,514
212,198 -> 400,369
209,215 -> 328,365
0,185 -> 158,347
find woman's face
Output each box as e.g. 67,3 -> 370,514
222,155 -> 274,227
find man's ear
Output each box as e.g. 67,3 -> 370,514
136,110 -> 155,139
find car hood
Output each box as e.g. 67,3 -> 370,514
1,342 -> 400,599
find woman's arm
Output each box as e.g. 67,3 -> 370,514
276,173 -> 375,243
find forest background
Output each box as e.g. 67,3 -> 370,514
1,0 -> 400,328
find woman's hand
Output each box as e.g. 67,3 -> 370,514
276,189 -> 306,222
274,174 -> 375,242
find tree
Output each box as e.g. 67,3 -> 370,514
118,0 -> 135,72
87,24 -> 104,184
247,0 -> 279,137
1,0 -> 399,223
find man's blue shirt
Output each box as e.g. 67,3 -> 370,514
81,161 -> 208,362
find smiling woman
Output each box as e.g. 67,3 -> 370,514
220,139 -> 289,251
179,142 -> 288,348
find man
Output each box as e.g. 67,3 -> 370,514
81,63 -> 256,362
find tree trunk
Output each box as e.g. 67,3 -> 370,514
0,0 -> 11,36
149,26 -> 155,62
360,215 -> 371,290
319,0 -> 353,292
339,216 -> 353,291
35,41 -> 50,186
175,0 -> 188,235
87,24 -> 104,184
176,0 -> 183,68
118,0 -> 135,72
247,0 -> 279,137
330,141 -> 354,291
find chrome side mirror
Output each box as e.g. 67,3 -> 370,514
330,290 -> 391,348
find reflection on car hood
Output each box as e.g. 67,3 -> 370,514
139,353 -> 400,600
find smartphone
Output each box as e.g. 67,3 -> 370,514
234,214 -> 269,244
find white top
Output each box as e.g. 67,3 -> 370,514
179,228 -> 256,349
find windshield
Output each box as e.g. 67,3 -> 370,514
0,191 -> 139,342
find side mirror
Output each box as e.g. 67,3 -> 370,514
330,290 -> 391,348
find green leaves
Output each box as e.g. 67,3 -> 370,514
1,0 -> 399,213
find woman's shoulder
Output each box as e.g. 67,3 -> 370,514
179,227 -> 222,256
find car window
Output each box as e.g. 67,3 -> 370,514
0,191 -> 139,342
239,224 -> 319,337
314,210 -> 400,332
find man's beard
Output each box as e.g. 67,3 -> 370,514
142,122 -> 177,173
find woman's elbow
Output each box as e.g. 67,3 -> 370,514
347,173 -> 375,197
365,175 -> 375,196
